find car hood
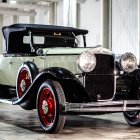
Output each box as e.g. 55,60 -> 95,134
42,47 -> 114,55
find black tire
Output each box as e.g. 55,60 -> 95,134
36,80 -> 66,133
123,111 -> 140,126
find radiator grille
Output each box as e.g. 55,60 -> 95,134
91,54 -> 115,74
85,54 -> 115,100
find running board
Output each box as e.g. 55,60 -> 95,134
1,99 -> 140,114
63,100 -> 140,115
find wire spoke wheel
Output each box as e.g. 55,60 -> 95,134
39,88 -> 56,127
37,80 -> 66,133
16,62 -> 38,101
17,67 -> 32,98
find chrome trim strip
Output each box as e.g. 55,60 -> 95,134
123,100 -> 127,111
65,107 -> 140,113
64,100 -> 140,113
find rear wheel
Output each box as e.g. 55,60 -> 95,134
37,80 -> 66,133
16,66 -> 32,98
16,62 -> 38,99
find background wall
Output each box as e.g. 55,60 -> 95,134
34,8 -> 48,24
56,0 -> 63,25
78,0 -> 102,47
0,0 -> 139,62
111,0 -> 139,62
1,0 -> 103,48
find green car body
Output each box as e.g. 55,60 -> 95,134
0,47 -> 112,86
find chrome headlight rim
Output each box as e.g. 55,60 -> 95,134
120,52 -> 137,73
77,51 -> 96,73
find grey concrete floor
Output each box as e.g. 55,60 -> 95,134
0,104 -> 140,140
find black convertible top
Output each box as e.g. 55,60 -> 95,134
2,24 -> 88,54
2,23 -> 88,38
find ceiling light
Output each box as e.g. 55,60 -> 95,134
37,1 -> 49,5
10,0 -> 16,4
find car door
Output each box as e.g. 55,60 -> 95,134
0,55 -> 44,86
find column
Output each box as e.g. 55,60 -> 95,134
63,0 -> 77,27
13,15 -> 17,24
0,15 -> 3,53
29,10 -> 35,24
48,3 -> 55,25
102,0 -> 110,49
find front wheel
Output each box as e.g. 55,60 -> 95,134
36,80 -> 66,133
123,111 -> 140,126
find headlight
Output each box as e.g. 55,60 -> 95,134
120,52 -> 137,73
77,51 -> 96,72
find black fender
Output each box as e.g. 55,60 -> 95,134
115,69 -> 140,100
13,67 -> 91,110
22,61 -> 39,77
16,61 -> 39,91
125,69 -> 140,99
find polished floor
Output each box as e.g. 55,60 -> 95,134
0,104 -> 140,140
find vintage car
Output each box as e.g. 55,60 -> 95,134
0,23 -> 140,133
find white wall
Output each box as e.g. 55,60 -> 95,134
34,8 -> 49,24
56,0 -> 63,25
0,16 -> 3,53
18,16 -> 29,23
56,0 -> 102,47
1,0 -> 140,59
78,0 -> 102,47
3,15 -> 16,26
112,0 -> 139,62
1,0 -> 102,48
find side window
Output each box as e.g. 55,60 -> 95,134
23,36 -> 45,45
33,36 -> 45,44
23,36 -> 30,44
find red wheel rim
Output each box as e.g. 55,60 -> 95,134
17,67 -> 32,98
39,88 -> 56,127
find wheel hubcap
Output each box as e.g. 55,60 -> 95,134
42,100 -> 49,114
20,79 -> 26,92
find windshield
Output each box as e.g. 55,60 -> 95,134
24,32 -> 85,49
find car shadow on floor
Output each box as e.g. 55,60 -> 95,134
0,108 -> 130,134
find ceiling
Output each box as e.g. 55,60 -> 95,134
0,0 -> 85,16
0,0 -> 57,16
